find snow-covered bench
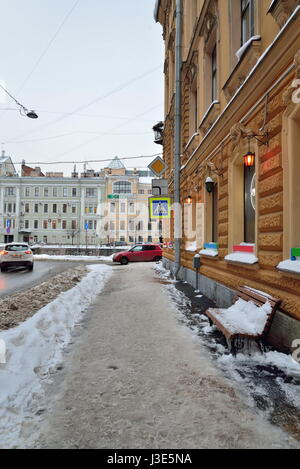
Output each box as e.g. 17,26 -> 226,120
204,286 -> 281,355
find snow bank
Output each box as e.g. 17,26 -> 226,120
225,252 -> 258,264
208,298 -> 272,335
34,254 -> 114,262
0,264 -> 112,448
277,259 -> 300,274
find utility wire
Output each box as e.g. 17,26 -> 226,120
6,64 -> 163,143
14,153 -> 162,166
15,0 -> 81,96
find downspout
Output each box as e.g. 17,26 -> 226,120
174,0 -> 183,279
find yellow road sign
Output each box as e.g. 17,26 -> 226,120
148,156 -> 168,177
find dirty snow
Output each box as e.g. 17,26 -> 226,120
0,266 -> 87,330
0,264 -> 112,449
207,298 -> 272,335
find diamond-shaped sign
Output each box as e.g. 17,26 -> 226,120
148,156 -> 168,177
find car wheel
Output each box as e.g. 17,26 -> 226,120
1,265 -> 7,272
120,257 -> 129,265
153,256 -> 162,262
28,263 -> 34,271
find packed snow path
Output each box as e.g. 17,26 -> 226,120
34,263 -> 299,449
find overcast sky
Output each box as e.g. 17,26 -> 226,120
0,0 -> 164,175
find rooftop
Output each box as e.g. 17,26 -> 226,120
107,156 -> 125,170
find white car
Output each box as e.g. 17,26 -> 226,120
0,243 -> 34,272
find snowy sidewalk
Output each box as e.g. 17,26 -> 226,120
33,263 -> 299,449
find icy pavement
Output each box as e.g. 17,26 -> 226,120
28,263 -> 300,449
156,266 -> 300,442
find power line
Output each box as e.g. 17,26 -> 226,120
14,153 -> 162,166
5,64 -> 163,143
15,0 -> 81,95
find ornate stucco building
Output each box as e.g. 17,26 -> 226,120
155,0 -> 300,350
0,157 -> 157,246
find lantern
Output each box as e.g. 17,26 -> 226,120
205,177 -> 214,194
244,151 -> 255,167
186,195 -> 192,204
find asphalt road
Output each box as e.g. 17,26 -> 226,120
0,261 -> 83,298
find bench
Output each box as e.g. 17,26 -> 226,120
204,286 -> 281,355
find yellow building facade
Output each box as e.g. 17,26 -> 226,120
155,0 -> 300,350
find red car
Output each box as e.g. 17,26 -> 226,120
112,244 -> 162,265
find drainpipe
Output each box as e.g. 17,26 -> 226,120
174,0 -> 183,279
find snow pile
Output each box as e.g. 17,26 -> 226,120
0,264 -> 112,448
277,259 -> 300,274
208,298 -> 272,335
235,35 -> 261,60
153,262 -> 177,283
225,252 -> 258,264
34,254 -> 113,262
200,248 -> 218,257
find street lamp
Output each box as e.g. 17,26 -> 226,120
0,84 -> 38,119
152,121 -> 164,145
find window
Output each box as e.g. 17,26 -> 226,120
71,220 -> 77,230
43,236 -> 47,243
43,220 -> 48,229
138,189 -> 144,194
211,45 -> 217,102
62,220 -> 67,229
241,0 -> 254,45
86,188 -> 96,197
53,187 -> 58,197
129,236 -> 134,242
136,221 -> 143,231
52,221 -> 57,230
34,204 -> 39,213
44,204 -> 48,213
120,202 -> 126,213
63,204 -> 67,213
5,187 -> 15,196
35,187 -> 39,197
148,190 -> 152,195
72,205 -> 76,214
110,221 -> 115,231
53,204 -> 57,213
63,187 -> 68,197
94,220 -> 97,230
34,220 -> 39,229
113,181 -> 131,194
129,219 -> 135,231
148,222 -> 152,231
25,187 -> 30,197
25,203 -> 30,213
88,220 -> 93,230
72,188 -> 77,197
132,245 -> 143,252
129,203 -> 134,214
244,166 -> 255,243
110,202 -> 116,213
120,220 -> 125,231
44,187 -> 49,197
25,220 -> 29,229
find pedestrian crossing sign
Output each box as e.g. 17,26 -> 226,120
149,197 -> 171,219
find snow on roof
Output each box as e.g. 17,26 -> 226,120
108,156 -> 125,170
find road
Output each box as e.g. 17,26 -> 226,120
32,262 -> 299,449
0,261 -> 84,298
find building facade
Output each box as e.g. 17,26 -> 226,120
0,157 -> 157,246
155,0 -> 300,350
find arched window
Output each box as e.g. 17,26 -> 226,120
113,181 -> 131,194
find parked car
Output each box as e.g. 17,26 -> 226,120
113,244 -> 162,265
0,243 -> 34,272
